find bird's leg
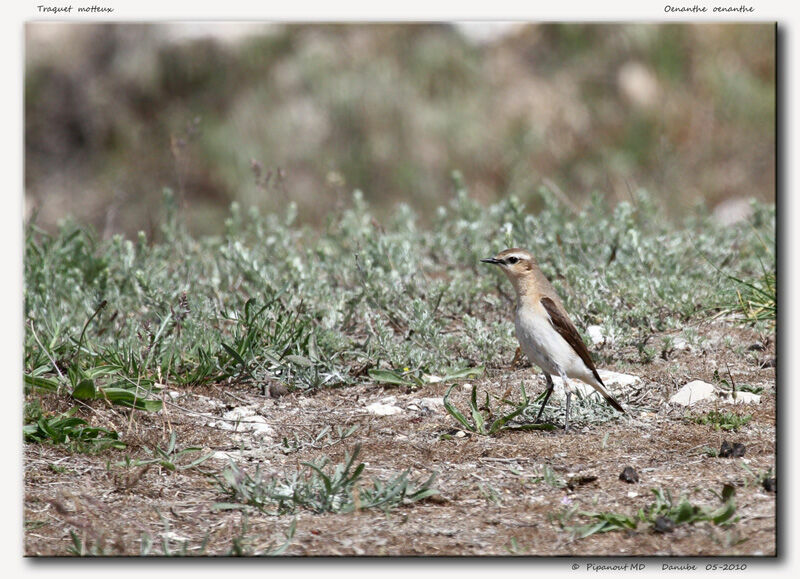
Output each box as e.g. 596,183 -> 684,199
564,391 -> 572,431
560,372 -> 573,431
534,374 -> 555,423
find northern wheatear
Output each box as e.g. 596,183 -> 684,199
481,248 -> 625,430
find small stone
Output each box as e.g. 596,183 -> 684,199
221,407 -> 253,421
719,441 -> 746,458
762,477 -> 776,493
549,370 -> 638,400
586,325 -> 605,346
619,466 -> 639,483
550,378 -> 595,398
567,474 -> 598,489
215,407 -> 275,438
210,450 -> 242,461
422,397 -> 444,406
596,370 -> 641,388
670,380 -> 716,406
748,342 -> 766,352
417,397 -> 445,412
161,531 -> 191,542
718,390 -> 761,405
672,337 -> 689,351
653,516 -> 675,533
269,383 -> 289,398
365,399 -> 403,416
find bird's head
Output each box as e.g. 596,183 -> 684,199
480,248 -> 538,283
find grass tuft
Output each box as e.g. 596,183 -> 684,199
691,410 -> 752,432
24,406 -> 125,453
565,486 -> 739,539
443,382 -> 557,435
213,444 -> 438,515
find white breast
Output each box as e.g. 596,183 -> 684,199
514,304 -> 596,385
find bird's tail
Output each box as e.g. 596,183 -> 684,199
590,374 -> 627,414
601,390 -> 626,414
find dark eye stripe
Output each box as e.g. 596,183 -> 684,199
505,256 -> 519,264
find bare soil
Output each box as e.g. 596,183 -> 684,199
23,323 -> 776,557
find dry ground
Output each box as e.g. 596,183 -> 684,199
23,324 -> 776,557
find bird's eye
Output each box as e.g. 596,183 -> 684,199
506,257 -> 519,265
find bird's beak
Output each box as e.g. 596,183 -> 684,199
480,257 -> 501,265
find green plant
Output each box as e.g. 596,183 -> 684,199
573,511 -> 639,538
226,516 -> 297,557
568,486 -> 738,539
139,514 -> 199,556
477,483 -> 503,505
712,367 -> 764,398
113,431 -> 213,473
280,424 -> 359,454
529,464 -> 567,489
643,486 -> 738,527
214,444 -> 438,515
696,217 -> 775,329
727,266 -> 775,327
738,463 -> 775,489
67,531 -> 110,556
443,382 -> 555,435
23,407 -> 125,452
506,537 -> 529,555
692,410 -> 752,432
369,365 -> 483,388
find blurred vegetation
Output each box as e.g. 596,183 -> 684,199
24,186 -> 774,413
25,22 -> 774,237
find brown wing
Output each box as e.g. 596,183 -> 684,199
541,297 -> 626,414
540,296 -> 603,385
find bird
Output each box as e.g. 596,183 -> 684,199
481,247 -> 625,430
